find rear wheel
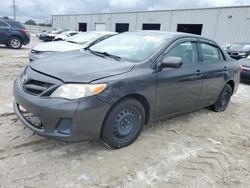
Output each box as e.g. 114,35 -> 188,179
101,98 -> 145,149
211,84 -> 232,112
8,37 -> 22,49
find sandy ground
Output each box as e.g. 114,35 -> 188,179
0,37 -> 250,188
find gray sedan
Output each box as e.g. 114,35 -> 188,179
14,31 -> 240,149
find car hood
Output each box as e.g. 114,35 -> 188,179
30,51 -> 134,83
239,59 -> 250,67
33,41 -> 83,52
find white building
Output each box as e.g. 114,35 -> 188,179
52,6 -> 250,45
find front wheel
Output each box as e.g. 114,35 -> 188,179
8,37 -> 22,49
101,98 -> 145,149
211,84 -> 232,112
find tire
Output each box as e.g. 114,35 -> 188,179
8,37 -> 22,49
211,84 -> 232,112
101,98 -> 145,149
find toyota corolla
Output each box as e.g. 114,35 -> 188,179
13,31 -> 240,149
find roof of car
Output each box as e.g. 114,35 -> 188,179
132,30 -> 217,44
91,31 -> 118,35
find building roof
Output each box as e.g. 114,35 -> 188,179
52,5 -> 250,17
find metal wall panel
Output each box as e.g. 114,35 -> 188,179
170,9 -> 220,39
75,15 -> 92,31
90,14 -> 112,31
110,13 -> 137,31
136,11 -> 172,31
52,6 -> 250,44
215,7 -> 250,44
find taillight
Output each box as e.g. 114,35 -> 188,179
240,65 -> 243,72
21,29 -> 30,36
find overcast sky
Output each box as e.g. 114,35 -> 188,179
0,0 -> 250,23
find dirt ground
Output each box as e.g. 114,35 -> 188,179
0,37 -> 250,188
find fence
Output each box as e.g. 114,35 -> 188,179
23,24 -> 52,34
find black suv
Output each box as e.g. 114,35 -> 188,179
0,17 -> 30,49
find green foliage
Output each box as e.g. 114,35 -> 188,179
24,19 -> 37,25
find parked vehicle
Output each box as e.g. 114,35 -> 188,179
239,58 -> 250,81
37,29 -> 65,42
0,17 -> 30,49
13,31 -> 240,149
29,31 -> 117,61
54,31 -> 79,41
225,43 -> 250,60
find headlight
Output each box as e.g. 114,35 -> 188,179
50,84 -> 107,100
239,52 -> 246,56
247,55 -> 250,60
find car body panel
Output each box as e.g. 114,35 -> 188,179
239,58 -> 250,81
30,51 -> 135,83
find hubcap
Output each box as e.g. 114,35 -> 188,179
219,91 -> 230,108
112,108 -> 140,140
11,39 -> 20,48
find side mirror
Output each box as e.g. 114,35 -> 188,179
160,56 -> 183,69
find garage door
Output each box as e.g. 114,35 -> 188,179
95,23 -> 106,31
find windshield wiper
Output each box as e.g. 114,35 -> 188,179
85,48 -> 121,61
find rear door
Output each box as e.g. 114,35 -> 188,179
198,41 -> 228,106
155,38 -> 204,118
0,20 -> 10,43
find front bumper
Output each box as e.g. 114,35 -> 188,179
13,78 -> 111,142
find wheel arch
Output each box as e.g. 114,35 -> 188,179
102,94 -> 151,130
8,35 -> 23,44
226,80 -> 235,93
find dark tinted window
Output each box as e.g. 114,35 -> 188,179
201,43 -> 223,63
165,42 -> 198,65
142,24 -> 161,30
116,23 -> 129,33
0,20 -> 9,27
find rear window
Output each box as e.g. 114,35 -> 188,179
0,20 -> 9,27
201,43 -> 225,63
8,21 -> 25,28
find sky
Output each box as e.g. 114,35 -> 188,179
0,0 -> 250,23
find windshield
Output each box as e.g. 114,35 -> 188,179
66,32 -> 100,44
89,32 -> 169,62
229,43 -> 250,51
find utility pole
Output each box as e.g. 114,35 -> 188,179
13,0 -> 16,20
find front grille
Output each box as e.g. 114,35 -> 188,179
227,52 -> 239,56
18,105 -> 43,130
23,79 -> 53,95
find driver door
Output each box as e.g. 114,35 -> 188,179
155,38 -> 203,118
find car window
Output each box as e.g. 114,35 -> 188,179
201,43 -> 222,63
90,32 -> 170,62
165,42 -> 198,66
0,21 -> 9,27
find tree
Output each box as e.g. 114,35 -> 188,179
25,19 -> 37,25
